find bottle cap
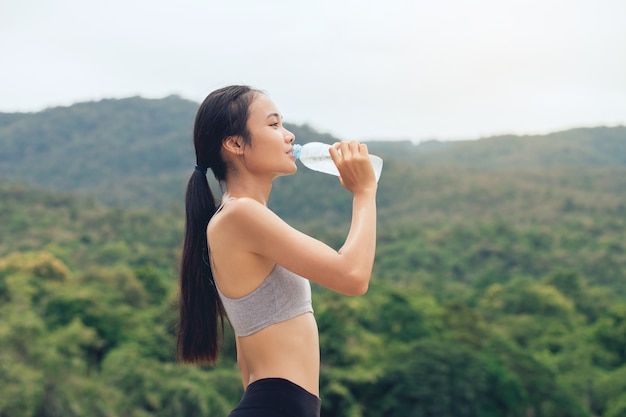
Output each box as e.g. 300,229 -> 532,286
291,144 -> 302,160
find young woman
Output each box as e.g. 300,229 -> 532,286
177,85 -> 377,417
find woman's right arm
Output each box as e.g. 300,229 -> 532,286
329,141 -> 378,294
217,141 -> 378,295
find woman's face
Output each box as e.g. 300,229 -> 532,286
243,94 -> 297,177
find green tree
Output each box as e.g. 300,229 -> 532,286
594,303 -> 626,368
360,339 -> 526,417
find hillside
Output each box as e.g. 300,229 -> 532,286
0,96 -> 624,210
0,97 -> 625,293
1,97 -> 626,416
0,97 -> 339,207
410,126 -> 626,169
1,164 -> 625,417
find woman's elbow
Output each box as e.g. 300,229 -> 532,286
351,281 -> 369,296
342,272 -> 370,296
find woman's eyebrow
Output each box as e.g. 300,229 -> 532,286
265,113 -> 283,120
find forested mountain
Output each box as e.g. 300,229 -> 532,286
1,98 -> 625,417
0,96 -> 337,207
0,96 -> 624,207
365,126 -> 626,168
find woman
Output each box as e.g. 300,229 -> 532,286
177,85 -> 377,417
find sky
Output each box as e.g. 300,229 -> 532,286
1,0 -> 625,142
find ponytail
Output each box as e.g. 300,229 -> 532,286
176,169 -> 225,364
176,85 -> 259,364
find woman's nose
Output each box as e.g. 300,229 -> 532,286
285,129 -> 295,143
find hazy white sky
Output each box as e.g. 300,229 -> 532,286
1,0 -> 625,141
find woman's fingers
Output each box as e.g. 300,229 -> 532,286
330,140 -> 376,193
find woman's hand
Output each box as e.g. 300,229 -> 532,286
329,141 -> 377,195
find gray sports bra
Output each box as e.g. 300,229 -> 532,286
211,198 -> 314,337
215,264 -> 313,336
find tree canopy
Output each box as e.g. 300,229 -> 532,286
0,97 -> 625,416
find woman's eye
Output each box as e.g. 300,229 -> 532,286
271,122 -> 279,127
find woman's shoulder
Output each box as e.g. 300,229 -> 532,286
208,197 -> 290,259
209,197 -> 276,234
221,197 -> 268,218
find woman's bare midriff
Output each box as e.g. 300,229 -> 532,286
237,312 -> 320,397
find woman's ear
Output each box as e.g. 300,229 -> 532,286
222,136 -> 245,156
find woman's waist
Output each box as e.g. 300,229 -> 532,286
242,333 -> 321,383
247,367 -> 320,397
239,314 -> 320,395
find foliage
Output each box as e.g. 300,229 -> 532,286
1,98 -> 625,416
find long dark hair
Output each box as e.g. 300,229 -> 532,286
177,85 -> 259,364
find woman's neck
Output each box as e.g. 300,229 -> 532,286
223,176 -> 273,206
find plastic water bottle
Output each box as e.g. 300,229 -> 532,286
292,142 -> 383,182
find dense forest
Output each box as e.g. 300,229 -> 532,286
0,97 -> 625,417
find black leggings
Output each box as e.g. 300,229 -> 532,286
228,378 -> 321,417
